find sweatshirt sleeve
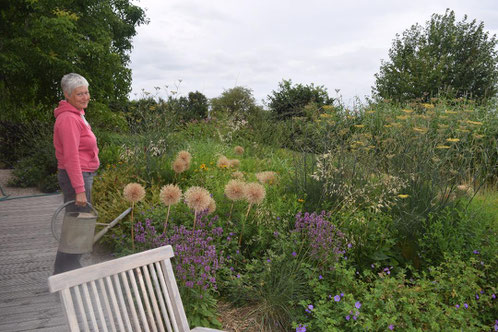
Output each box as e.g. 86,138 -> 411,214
58,115 -> 85,193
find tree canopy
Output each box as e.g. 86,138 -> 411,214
373,9 -> 498,103
267,79 -> 333,120
0,0 -> 147,111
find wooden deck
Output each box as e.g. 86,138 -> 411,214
0,194 -> 110,331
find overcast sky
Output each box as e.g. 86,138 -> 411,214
128,0 -> 498,107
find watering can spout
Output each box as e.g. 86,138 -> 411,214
93,207 -> 132,243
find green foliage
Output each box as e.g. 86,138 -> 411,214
296,256 -> 495,331
0,0 -> 147,110
267,79 -> 333,119
210,86 -> 262,121
374,9 -> 498,103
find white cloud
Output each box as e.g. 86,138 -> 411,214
129,0 -> 498,106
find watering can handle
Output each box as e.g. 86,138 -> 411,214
51,200 -> 98,241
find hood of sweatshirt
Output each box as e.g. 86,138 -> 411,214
54,100 -> 85,118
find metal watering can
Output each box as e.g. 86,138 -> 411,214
51,200 -> 131,254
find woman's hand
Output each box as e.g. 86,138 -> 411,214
75,192 -> 87,206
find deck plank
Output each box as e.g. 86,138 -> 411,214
0,194 -> 111,331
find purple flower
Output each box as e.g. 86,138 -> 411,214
355,301 -> 361,309
266,259 -> 271,263
371,264 -> 375,269
340,293 -> 344,297
353,316 -> 357,321
308,304 -> 314,311
388,324 -> 394,330
476,294 -> 479,300
473,250 -> 479,254
345,315 -> 350,321
455,304 -> 460,309
463,303 -> 468,309
236,274 -> 241,278
347,243 -> 352,248
319,275 -> 323,280
296,324 -> 306,332
292,251 -> 297,257
334,295 -> 341,302
492,294 -> 496,299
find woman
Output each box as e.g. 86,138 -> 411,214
53,73 -> 99,274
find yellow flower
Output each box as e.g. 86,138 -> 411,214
320,113 -> 330,118
436,145 -> 451,149
422,103 -> 434,109
353,124 -> 365,128
297,198 -> 304,203
446,138 -> 460,142
384,124 -> 393,128
200,163 -> 206,169
396,115 -> 409,120
402,109 -> 413,114
413,127 -> 428,133
397,194 -> 409,198
466,120 -> 483,125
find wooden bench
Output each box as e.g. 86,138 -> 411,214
48,245 -> 225,332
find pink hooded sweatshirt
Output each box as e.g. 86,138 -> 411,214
53,100 -> 99,194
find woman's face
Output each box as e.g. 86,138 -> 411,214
66,86 -> 90,110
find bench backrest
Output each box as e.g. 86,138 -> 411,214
48,245 -> 190,332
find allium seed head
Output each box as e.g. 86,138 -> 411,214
232,171 -> 244,179
234,146 -> 244,155
229,159 -> 240,168
207,197 -> 216,215
177,150 -> 192,164
159,184 -> 182,206
217,155 -> 230,168
255,171 -> 278,185
244,182 -> 266,205
172,158 -> 187,174
123,183 -> 146,203
225,180 -> 246,201
184,186 -> 211,212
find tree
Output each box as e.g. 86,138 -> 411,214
176,91 -> 209,121
267,79 -> 333,119
0,0 -> 147,113
210,86 -> 261,120
373,9 -> 498,103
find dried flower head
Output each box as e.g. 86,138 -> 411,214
225,180 -> 246,201
159,184 -> 182,206
172,158 -> 187,173
217,155 -> 230,168
244,182 -> 266,205
234,146 -> 244,155
123,183 -> 146,203
228,159 -> 240,168
232,171 -> 244,179
207,197 -> 216,215
256,171 -> 278,185
177,150 -> 192,164
184,186 -> 211,212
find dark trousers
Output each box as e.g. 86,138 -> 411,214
53,169 -> 95,275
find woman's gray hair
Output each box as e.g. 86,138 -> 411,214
61,73 -> 89,96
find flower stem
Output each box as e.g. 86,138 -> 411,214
239,203 -> 252,246
164,205 -> 171,233
193,211 -> 198,231
131,202 -> 135,251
